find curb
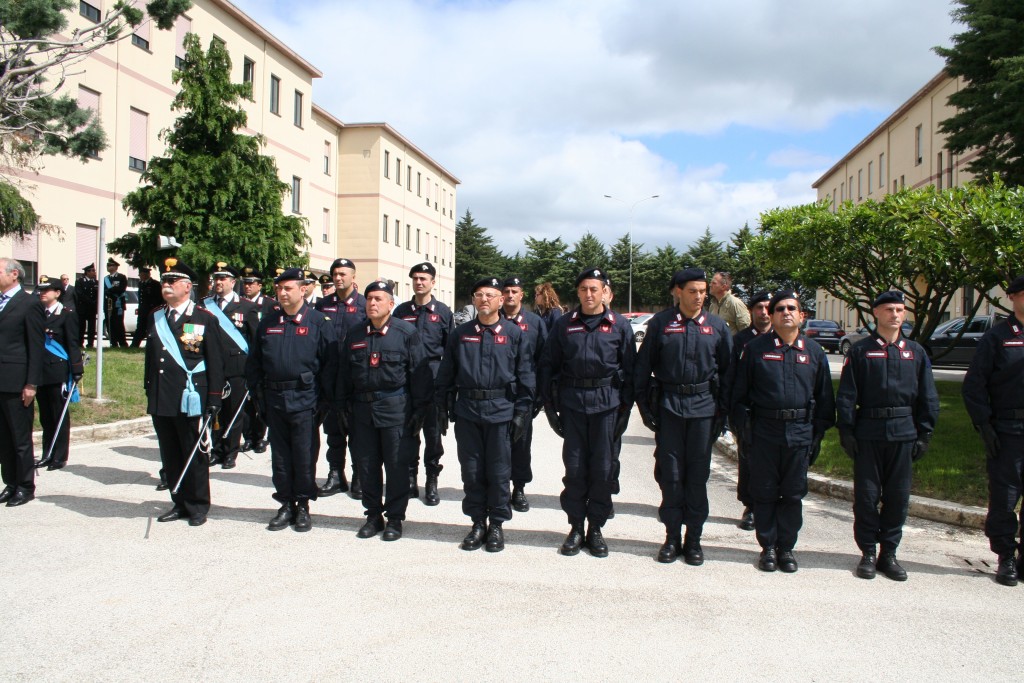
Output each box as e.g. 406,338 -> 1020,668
714,438 -> 987,531
32,416 -> 154,448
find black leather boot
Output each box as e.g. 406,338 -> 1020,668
267,503 -> 294,531
511,485 -> 529,512
349,469 -> 362,500
293,501 -> 312,532
461,521 -> 487,551
586,524 -> 608,558
856,550 -> 877,579
424,475 -> 439,506
657,534 -> 681,563
560,523 -> 585,556
409,473 -> 419,499
318,468 -> 343,497
485,523 -> 505,552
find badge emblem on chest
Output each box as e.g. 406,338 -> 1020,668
495,335 -> 508,345
370,352 -> 380,367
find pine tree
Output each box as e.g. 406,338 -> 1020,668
454,210 -> 505,302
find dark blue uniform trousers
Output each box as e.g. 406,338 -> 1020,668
511,415 -> 534,487
655,411 -> 714,536
560,407 -> 616,527
0,392 -> 35,494
268,407 -> 318,503
212,375 -> 246,462
455,417 -> 512,524
749,441 -> 809,552
736,440 -> 753,508
350,418 -> 409,520
853,440 -> 913,553
151,415 -> 210,516
985,433 -> 1024,556
323,408 -> 351,474
405,401 -> 445,479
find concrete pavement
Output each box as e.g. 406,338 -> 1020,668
0,414 -> 1018,681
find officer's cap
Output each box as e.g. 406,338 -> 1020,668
211,262 -> 239,279
36,275 -> 62,292
303,269 -> 317,284
502,276 -> 525,289
274,267 -> 305,284
472,277 -> 502,294
318,274 -> 333,286
671,268 -> 706,288
139,265 -> 152,273
1007,275 -> 1024,296
871,290 -> 905,308
83,263 -> 96,273
410,262 -> 436,278
160,257 -> 197,282
747,290 -> 771,308
575,267 -> 606,287
768,289 -> 800,313
364,280 -> 394,297
107,258 -> 120,267
331,258 -> 356,272
240,266 -> 263,282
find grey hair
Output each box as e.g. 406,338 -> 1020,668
0,258 -> 25,281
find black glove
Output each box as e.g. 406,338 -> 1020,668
511,410 -> 528,443
710,413 -> 727,448
839,429 -> 858,459
638,403 -> 658,433
544,405 -> 565,438
911,433 -> 932,462
532,401 -> 544,419
613,406 -> 630,440
315,401 -> 330,425
437,408 -> 449,436
808,435 -> 824,466
204,405 -> 220,424
338,407 -> 350,432
977,423 -> 1000,460
72,374 -> 84,384
409,408 -> 427,434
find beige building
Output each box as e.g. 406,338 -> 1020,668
2,0 -> 457,302
812,70 -> 999,328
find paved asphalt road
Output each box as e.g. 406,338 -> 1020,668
0,413 -> 1015,681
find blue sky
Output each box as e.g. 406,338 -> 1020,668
235,0 -> 960,254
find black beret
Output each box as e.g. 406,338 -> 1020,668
1007,275 -> 1024,296
36,275 -> 61,292
240,266 -> 263,281
472,277 -> 502,294
318,274 -> 333,286
410,262 -> 436,278
160,257 -> 197,282
331,258 -> 356,271
274,267 -> 305,284
747,290 -> 771,308
364,280 -> 394,297
502,276 -> 525,289
211,262 -> 239,279
871,290 -> 905,308
576,267 -> 607,286
768,290 -> 800,313
671,268 -> 706,288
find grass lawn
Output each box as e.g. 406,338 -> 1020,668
811,380 -> 988,508
34,347 -> 149,431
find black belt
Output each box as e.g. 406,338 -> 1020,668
354,387 -> 406,403
560,376 -> 614,389
662,381 -> 710,395
859,406 -> 913,418
464,388 -> 507,400
996,408 -> 1024,420
265,379 -> 309,391
756,408 -> 808,420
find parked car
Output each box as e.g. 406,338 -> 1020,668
923,313 -> 1005,366
622,312 -> 652,320
840,321 -> 914,356
801,319 -> 846,353
124,288 -> 138,335
630,313 -> 654,343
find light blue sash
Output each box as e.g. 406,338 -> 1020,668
43,336 -> 80,403
155,308 -> 205,416
203,297 -> 248,353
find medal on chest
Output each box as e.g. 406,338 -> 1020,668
180,323 -> 205,352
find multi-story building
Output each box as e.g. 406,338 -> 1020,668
2,0 -> 457,301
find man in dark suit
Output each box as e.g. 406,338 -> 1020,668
33,276 -> 84,470
75,264 -> 98,348
131,266 -> 161,347
145,257 -> 225,526
0,258 -> 45,506
60,274 -> 76,306
105,258 -> 128,348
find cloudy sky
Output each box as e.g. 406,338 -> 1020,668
235,0 -> 960,255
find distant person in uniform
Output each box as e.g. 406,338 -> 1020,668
75,263 -> 99,348
131,266 -> 162,347
104,258 -> 128,348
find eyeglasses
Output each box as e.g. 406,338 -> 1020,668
774,305 -> 799,312
473,292 -> 499,301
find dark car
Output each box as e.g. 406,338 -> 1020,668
840,321 -> 914,356
924,314 -> 1005,366
802,319 -> 846,353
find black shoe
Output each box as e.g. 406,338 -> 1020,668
157,507 -> 187,523
758,548 -> 778,572
777,549 -> 798,573
586,525 -> 608,558
267,504 -> 294,531
47,461 -> 67,471
876,552 -> 907,581
382,519 -> 403,541
682,537 -> 704,566
336,470 -> 349,493
856,551 -> 877,579
221,456 -> 236,470
34,456 -> 53,469
739,507 -> 755,531
462,521 -> 487,551
424,475 -> 439,506
5,490 -> 34,507
188,513 -> 207,527
996,554 -> 1019,587
252,440 -> 268,454
560,525 -> 585,556
293,503 -> 312,532
208,453 -> 223,467
357,515 -> 385,539
657,535 -> 682,563
318,468 -> 344,497
485,523 -> 505,552
511,486 -> 530,513
349,473 -> 363,500
409,473 -> 419,499
155,471 -> 169,491
240,439 -> 252,452
0,486 -> 14,504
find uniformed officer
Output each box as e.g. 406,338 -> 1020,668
145,258 -> 225,527
730,290 -> 835,572
200,263 -> 260,470
501,275 -> 547,512
435,277 -> 535,553
729,290 -> 773,531
634,268 -> 732,564
837,290 -> 939,581
339,281 -> 432,540
319,273 -> 335,300
302,270 -> 320,306
239,266 -> 272,453
245,268 -> 337,532
963,274 -> 1024,587
33,276 -> 84,471
104,258 -> 129,348
316,258 -> 367,498
74,263 -> 98,348
394,261 -> 454,506
131,266 -> 162,347
542,267 -> 634,558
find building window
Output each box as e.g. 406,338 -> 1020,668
417,172 -> 421,196
132,4 -> 151,51
293,90 -> 303,127
433,236 -> 438,262
322,209 -> 330,243
396,158 -> 402,185
131,33 -> 149,50
407,166 -> 412,191
382,214 -> 389,242
80,1 -> 101,23
867,161 -> 873,194
914,125 -> 923,165
857,169 -> 863,200
323,141 -> 331,175
384,150 -> 390,178
878,153 -> 885,188
243,57 -> 255,85
442,189 -> 447,216
406,224 -> 411,251
416,229 -> 420,252
425,232 -> 430,258
174,15 -> 190,70
269,75 -> 280,115
425,178 -> 431,206
291,176 -> 301,213
840,181 -> 844,202
947,153 -> 954,187
441,238 -> 446,265
900,175 -> 905,189
893,180 -> 898,193
77,86 -> 101,159
937,152 -> 943,190
395,219 -> 400,245
128,107 -> 148,172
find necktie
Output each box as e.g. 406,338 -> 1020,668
169,309 -> 177,325
46,310 -> 52,319
0,294 -> 8,312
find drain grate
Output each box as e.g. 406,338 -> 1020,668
959,557 -> 993,574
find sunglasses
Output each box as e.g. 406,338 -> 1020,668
774,305 -> 799,312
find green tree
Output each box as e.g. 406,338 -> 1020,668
634,243 -> 683,311
935,1 -> 1024,185
111,34 -> 308,293
606,233 -> 649,312
0,0 -> 190,237
567,232 -> 609,275
454,210 -> 505,303
521,236 -> 575,298
683,227 -> 729,274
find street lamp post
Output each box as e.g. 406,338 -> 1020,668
603,194 -> 659,313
